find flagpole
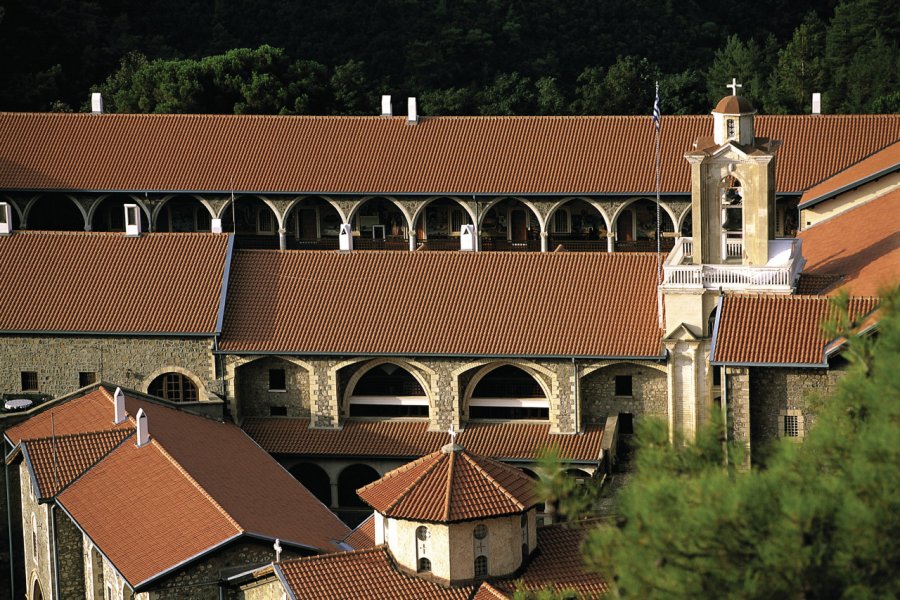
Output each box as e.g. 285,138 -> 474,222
654,82 -> 663,329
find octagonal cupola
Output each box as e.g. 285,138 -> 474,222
357,433 -> 539,586
712,78 -> 756,146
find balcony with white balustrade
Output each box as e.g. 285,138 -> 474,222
661,237 -> 805,293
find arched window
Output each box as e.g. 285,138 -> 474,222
418,557 -> 431,572
349,364 -> 428,418
721,176 -> 743,260
31,514 -> 37,559
289,463 -> 332,506
148,373 -> 198,403
416,526 -> 431,572
31,578 -> 43,600
469,365 -> 549,420
337,464 -> 380,507
417,526 -> 430,541
474,555 -> 488,577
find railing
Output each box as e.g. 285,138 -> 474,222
725,239 -> 744,259
681,238 -> 693,260
481,238 -> 541,252
547,238 -> 608,252
415,238 -> 461,251
286,237 -> 339,250
615,239 -> 676,253
353,237 -> 410,250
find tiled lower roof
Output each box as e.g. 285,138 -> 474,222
800,141 -> 900,208
241,418 -> 605,464
1,113 -> 896,195
712,295 -> 879,365
0,232 -> 230,334
220,251 -> 662,357
358,445 -> 538,523
20,428 -> 133,498
343,513 -> 376,549
276,546 -> 474,600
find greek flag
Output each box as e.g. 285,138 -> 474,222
652,82 -> 661,132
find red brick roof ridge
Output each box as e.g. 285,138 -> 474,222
358,450 -> 447,515
442,450 -> 456,522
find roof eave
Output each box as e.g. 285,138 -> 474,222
214,349 -> 668,361
799,164 -> 899,209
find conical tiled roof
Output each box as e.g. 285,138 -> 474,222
357,443 -> 537,523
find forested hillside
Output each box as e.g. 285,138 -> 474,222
0,0 -> 897,115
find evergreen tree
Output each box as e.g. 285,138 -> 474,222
768,13 -> 828,114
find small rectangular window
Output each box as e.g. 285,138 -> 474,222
269,406 -> 288,416
269,368 -> 286,391
783,414 -> 800,437
614,375 -> 632,397
713,366 -> 721,387
79,371 -> 97,387
21,371 -> 38,392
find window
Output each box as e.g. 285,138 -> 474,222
784,414 -> 799,437
779,409 -> 805,439
418,557 -> 431,572
473,524 -> 487,540
474,555 -> 488,577
257,208 -> 275,234
269,368 -> 286,391
615,375 -> 633,397
727,119 -> 735,139
21,371 -> 38,392
553,209 -> 570,233
79,371 -> 97,387
269,406 -> 287,416
712,366 -> 722,387
416,526 -> 430,541
148,372 -> 198,403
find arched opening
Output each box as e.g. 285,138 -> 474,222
479,198 -> 541,251
31,578 -> 43,600
2,199 -> 22,230
720,176 -> 743,260
155,195 -> 212,232
90,546 -> 104,600
565,468 -> 591,485
680,207 -> 693,237
27,194 -> 85,230
519,469 -> 546,514
348,363 -> 429,418
352,197 -> 408,250
91,195 -> 149,232
413,197 -> 473,251
474,555 -> 488,578
469,365 -> 548,420
289,462 -> 332,506
148,372 -> 199,403
416,526 -> 431,571
547,199 -> 608,252
614,199 -> 675,252
221,196 -> 280,249
285,197 -> 343,249
338,464 -> 380,508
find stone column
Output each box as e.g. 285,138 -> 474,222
278,228 -> 287,250
409,234 -> 417,251
607,234 -> 615,253
540,231 -> 549,252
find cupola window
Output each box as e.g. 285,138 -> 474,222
416,526 -> 431,571
727,119 -> 735,140
474,555 -> 488,577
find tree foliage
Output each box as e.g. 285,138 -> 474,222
581,287 -> 900,599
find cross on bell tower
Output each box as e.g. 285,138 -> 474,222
727,78 -> 742,96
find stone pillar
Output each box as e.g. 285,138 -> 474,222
310,360 -> 341,429
726,366 -> 751,465
224,359 -> 241,421
409,234 -> 417,251
607,234 -> 615,253
540,231 -> 548,252
330,482 -> 340,508
278,228 -> 287,250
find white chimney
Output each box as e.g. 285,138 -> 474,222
460,224 -> 476,251
113,387 -> 127,424
124,204 -> 141,237
136,408 -> 149,447
381,95 -> 392,116
0,202 -> 12,235
812,93 -> 821,115
339,223 -> 353,251
407,97 -> 418,123
211,218 -> 223,234
91,93 -> 104,114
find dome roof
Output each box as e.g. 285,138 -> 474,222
714,95 -> 755,114
357,443 -> 538,523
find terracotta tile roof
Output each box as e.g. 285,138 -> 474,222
220,251 -> 662,357
494,524 -> 609,598
798,189 -> 900,296
9,385 -> 350,587
0,232 -> 230,334
358,445 -> 538,522
276,546 -> 474,600
712,295 -> 879,365
343,513 -> 376,549
0,113 -> 895,195
800,141 -> 900,208
794,273 -> 845,295
241,418 -> 605,463
20,428 -> 133,498
473,582 -> 511,599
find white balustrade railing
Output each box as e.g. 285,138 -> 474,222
725,239 -> 743,258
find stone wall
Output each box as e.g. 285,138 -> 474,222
0,334 -> 219,401
236,356 -> 310,418
725,367 -> 751,460
20,462 -> 52,600
234,577 -> 287,600
580,362 -> 668,424
55,509 -> 86,598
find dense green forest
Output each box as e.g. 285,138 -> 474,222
0,0 -> 897,115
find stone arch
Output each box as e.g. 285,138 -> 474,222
678,206 -> 693,236
463,362 -> 552,420
545,197 -> 612,234
342,358 -> 435,418
232,355 -> 315,418
346,195 -> 413,230
289,462 -> 332,506
31,574 -> 44,600
2,195 -> 24,229
282,196 -> 345,248
346,196 -> 412,247
477,197 -> 543,249
411,195 -> 476,226
23,193 -> 88,230
218,195 -> 281,248
580,360 -> 668,378
87,194 -> 151,232
477,196 -> 545,231
610,197 -> 677,250
152,194 -> 215,232
411,196 -> 476,249
579,361 -> 668,425
337,463 -> 380,507
142,366 -> 209,402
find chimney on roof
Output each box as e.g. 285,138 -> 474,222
811,92 -> 822,115
460,224 -> 476,251
0,202 -> 12,235
339,223 -> 353,251
136,408 -> 149,447
113,387 -> 127,424
124,204 -> 141,237
407,97 -> 418,124
381,95 -> 392,116
91,92 -> 104,114
211,218 -> 223,234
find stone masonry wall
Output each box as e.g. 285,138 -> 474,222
55,508 -> 86,598
0,335 -> 219,400
236,356 -> 310,418
20,462 -> 52,600
580,362 -> 668,424
726,367 -> 751,459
